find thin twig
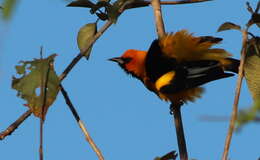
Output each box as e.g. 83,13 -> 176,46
60,84 -> 104,160
171,104 -> 188,160
151,0 -> 166,38
39,58 -> 51,160
59,1 -> 130,81
59,21 -> 112,81
0,110 -> 32,140
58,3 -> 132,159
222,29 -> 248,160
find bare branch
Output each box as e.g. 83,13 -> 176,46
60,84 -> 104,160
151,0 -> 166,38
222,29 -> 248,160
171,104 -> 188,160
0,110 -> 32,140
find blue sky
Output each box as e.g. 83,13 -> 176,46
0,0 -> 259,160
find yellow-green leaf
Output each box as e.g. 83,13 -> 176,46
244,37 -> 260,101
77,22 -> 97,59
217,22 -> 241,32
12,54 -> 60,118
2,0 -> 18,20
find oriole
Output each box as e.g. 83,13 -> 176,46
110,30 -> 239,106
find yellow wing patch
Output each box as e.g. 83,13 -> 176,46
154,70 -> 204,105
155,71 -> 175,91
159,30 -> 231,62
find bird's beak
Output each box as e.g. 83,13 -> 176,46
108,57 -> 125,65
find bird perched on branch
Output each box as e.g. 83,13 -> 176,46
109,30 -> 239,107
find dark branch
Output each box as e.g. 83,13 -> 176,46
0,110 -> 32,140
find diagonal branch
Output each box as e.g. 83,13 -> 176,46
0,109 -> 32,140
59,1 -> 130,82
60,84 -> 104,160
59,21 -> 112,81
222,29 -> 248,160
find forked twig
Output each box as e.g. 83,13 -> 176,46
60,84 -> 104,160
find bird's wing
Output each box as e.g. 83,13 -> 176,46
155,60 -> 234,94
159,30 -> 231,62
145,39 -> 177,83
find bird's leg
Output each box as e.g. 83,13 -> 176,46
170,102 -> 188,160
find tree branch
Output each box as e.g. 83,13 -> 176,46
222,29 -> 248,160
59,21 -> 113,81
60,84 -> 104,160
171,104 -> 188,160
59,1 -> 130,81
151,0 -> 166,38
0,110 -> 32,140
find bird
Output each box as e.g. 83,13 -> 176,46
109,30 -> 239,108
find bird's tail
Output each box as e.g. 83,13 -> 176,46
223,58 -> 240,73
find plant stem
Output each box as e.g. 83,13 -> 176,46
60,84 -> 104,160
171,103 -> 188,160
222,29 -> 248,160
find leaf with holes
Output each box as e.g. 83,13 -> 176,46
77,22 -> 97,59
12,54 -> 60,118
217,22 -> 241,32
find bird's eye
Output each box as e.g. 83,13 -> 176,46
122,57 -> 132,64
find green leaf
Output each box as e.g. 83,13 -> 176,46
217,22 -> 241,32
244,37 -> 260,101
77,22 -> 97,59
2,0 -> 18,20
67,0 -> 95,8
12,54 -> 60,118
